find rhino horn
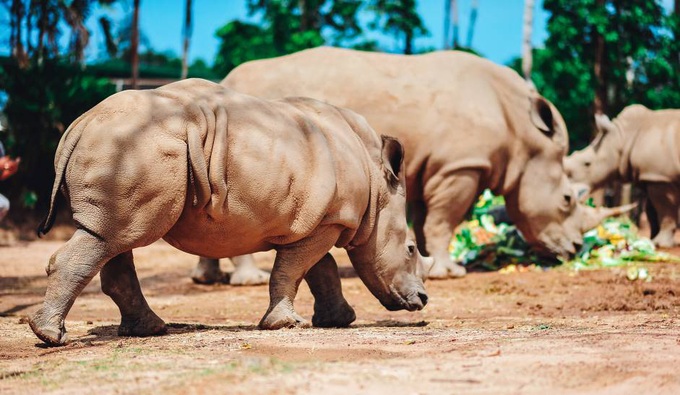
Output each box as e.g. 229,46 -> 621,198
580,203 -> 638,233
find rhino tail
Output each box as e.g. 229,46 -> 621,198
37,117 -> 86,237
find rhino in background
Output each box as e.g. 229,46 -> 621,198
29,79 -> 432,346
192,47 -> 624,282
565,105 -> 680,247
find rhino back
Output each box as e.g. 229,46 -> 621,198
619,107 -> 680,183
224,47 -> 533,198
160,80 -> 372,257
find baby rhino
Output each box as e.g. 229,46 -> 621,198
29,78 -> 431,346
565,105 -> 680,247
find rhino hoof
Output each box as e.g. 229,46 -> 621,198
190,268 -> 229,285
229,267 -> 270,286
428,261 -> 467,279
118,313 -> 167,337
259,312 -> 311,330
28,310 -> 69,347
312,302 -> 356,328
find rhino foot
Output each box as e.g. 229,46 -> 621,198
652,233 -> 676,249
190,263 -> 228,285
312,300 -> 356,328
428,261 -> 467,279
28,309 -> 69,347
259,308 -> 310,330
229,266 -> 270,286
118,312 -> 167,337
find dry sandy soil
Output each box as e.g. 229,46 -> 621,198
1,227 -> 679,395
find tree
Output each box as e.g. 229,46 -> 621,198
181,0 -> 192,79
213,0 -> 364,76
466,0 -> 478,48
130,0 -> 140,88
369,0 -> 429,54
521,0 -> 534,85
513,0 -> 678,149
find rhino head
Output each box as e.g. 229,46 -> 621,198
348,136 -> 433,312
504,97 -> 631,258
564,113 -> 623,190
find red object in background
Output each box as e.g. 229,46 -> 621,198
0,156 -> 20,181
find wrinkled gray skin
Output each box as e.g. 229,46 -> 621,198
29,79 -> 432,347
193,47 -> 614,282
565,105 -> 680,247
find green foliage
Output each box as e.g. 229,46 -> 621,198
511,0 -> 680,150
368,0 -> 429,54
0,56 -> 116,210
213,0 -> 430,76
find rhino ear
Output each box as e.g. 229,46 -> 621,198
381,135 -> 404,189
530,96 -> 555,136
592,113 -> 614,152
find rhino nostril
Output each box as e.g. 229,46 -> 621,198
418,292 -> 428,306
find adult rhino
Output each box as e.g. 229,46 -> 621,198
29,78 -> 431,347
565,105 -> 680,247
192,47 -> 622,282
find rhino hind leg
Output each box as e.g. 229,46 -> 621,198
645,195 -> 660,240
190,257 -> 227,284
101,251 -> 166,337
417,170 -> 482,279
647,183 -> 679,248
305,253 -> 356,328
29,229 -> 117,346
259,226 -> 342,330
228,254 -> 270,286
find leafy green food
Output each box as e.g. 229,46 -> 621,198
449,189 -> 680,273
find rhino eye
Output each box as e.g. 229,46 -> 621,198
407,244 -> 416,256
584,162 -> 591,167
564,194 -> 572,205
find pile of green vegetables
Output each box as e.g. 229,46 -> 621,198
448,190 -> 680,272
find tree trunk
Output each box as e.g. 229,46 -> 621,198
181,0 -> 192,79
11,0 -> 27,64
443,0 -> 451,49
405,31 -> 413,54
466,0 -> 478,48
521,0 -> 534,85
593,0 -> 606,115
451,0 -> 458,48
131,0 -> 141,89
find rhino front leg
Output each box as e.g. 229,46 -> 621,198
228,254 -> 270,286
259,226 -> 342,330
190,257 -> 226,284
418,169 -> 482,279
29,229 -> 115,346
100,251 -> 166,337
647,183 -> 679,248
305,253 -> 356,328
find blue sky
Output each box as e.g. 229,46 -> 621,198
2,0 -> 676,66
83,0 -> 550,66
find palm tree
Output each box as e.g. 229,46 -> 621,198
131,0 -> 140,89
60,0 -> 92,64
181,0 -> 193,79
451,0 -> 458,48
466,0 -> 478,48
443,0 -> 450,49
521,0 -> 534,87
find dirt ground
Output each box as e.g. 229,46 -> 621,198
1,226 -> 679,395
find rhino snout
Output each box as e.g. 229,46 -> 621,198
385,282 -> 428,312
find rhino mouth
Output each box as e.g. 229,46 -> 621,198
384,285 -> 428,312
